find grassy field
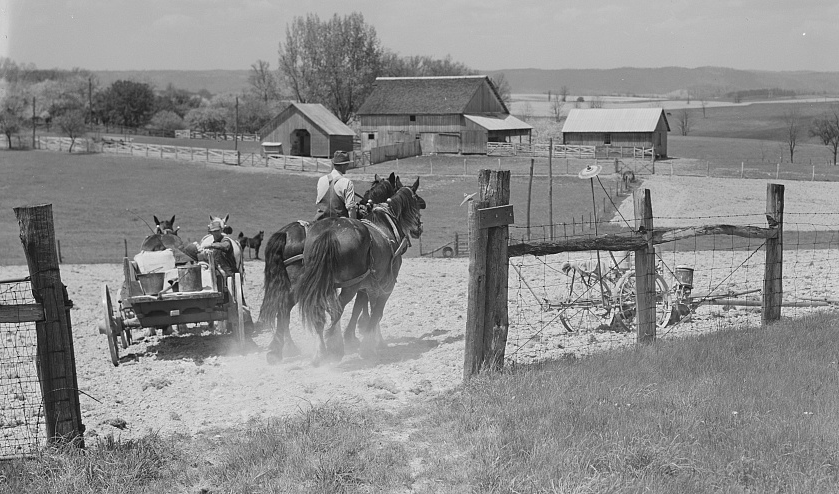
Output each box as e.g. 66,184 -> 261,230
0,151 -> 622,265
6,313 -> 839,492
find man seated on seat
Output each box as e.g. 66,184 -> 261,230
314,150 -> 358,221
204,219 -> 255,333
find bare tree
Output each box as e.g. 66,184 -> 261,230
700,99 -> 707,118
519,102 -> 534,122
810,106 -> 839,165
783,108 -> 800,163
551,99 -> 564,122
589,96 -> 604,109
677,109 -> 691,136
559,85 -> 569,102
55,109 -> 87,152
489,73 -> 512,109
248,60 -> 281,103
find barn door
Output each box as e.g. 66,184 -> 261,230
461,131 -> 487,154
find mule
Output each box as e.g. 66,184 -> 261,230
140,215 -> 185,252
294,179 -> 425,365
260,172 -> 402,364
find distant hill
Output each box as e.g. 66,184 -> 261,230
485,67 -> 839,97
92,67 -> 839,98
94,70 -> 251,96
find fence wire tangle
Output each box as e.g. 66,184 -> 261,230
0,277 -> 46,458
504,211 -> 839,366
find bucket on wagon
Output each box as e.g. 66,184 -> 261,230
674,265 -> 694,289
137,272 -> 166,295
178,265 -> 203,292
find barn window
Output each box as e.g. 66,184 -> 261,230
367,133 -> 375,140
409,115 -> 416,122
416,134 -> 421,139
604,133 -> 611,145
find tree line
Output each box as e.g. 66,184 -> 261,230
0,12 -> 511,150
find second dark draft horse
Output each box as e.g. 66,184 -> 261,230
259,173 -> 402,364
295,179 -> 425,365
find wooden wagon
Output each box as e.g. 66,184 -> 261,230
98,251 -> 245,366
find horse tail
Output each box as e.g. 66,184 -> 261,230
259,231 -> 290,325
295,229 -> 341,333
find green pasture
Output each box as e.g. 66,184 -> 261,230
7,313 -> 839,492
0,151 -> 622,265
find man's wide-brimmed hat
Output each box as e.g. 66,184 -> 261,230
207,219 -> 224,232
331,151 -> 352,166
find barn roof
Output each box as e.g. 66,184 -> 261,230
357,76 -> 508,115
464,113 -> 532,131
562,108 -> 670,133
258,103 -> 355,140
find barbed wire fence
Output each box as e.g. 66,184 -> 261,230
504,204 -> 839,366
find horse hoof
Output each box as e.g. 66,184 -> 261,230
266,351 -> 283,365
358,344 -> 378,360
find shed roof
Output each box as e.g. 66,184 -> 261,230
464,113 -> 532,131
258,103 -> 355,139
562,108 -> 670,133
357,76 -> 508,115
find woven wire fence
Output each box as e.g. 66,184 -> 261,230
505,212 -> 839,365
0,277 -> 46,458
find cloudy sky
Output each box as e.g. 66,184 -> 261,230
3,0 -> 838,72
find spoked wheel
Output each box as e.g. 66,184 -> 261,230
556,273 -> 615,333
99,284 -> 121,367
614,270 -> 672,332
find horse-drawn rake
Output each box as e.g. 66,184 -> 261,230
98,252 -> 246,366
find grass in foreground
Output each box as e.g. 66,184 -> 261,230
5,313 -> 839,492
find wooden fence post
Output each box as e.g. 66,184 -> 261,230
14,204 -> 85,446
548,138 -> 554,240
464,170 -> 511,379
763,183 -> 784,324
527,158 -> 534,240
633,189 -> 656,343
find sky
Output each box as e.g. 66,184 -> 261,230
3,0 -> 839,73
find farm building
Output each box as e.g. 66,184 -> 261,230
561,108 -> 670,158
258,103 -> 356,158
357,76 -> 532,154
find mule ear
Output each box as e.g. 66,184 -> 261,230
411,176 -> 420,192
224,214 -> 229,223
169,215 -> 176,226
154,215 -> 161,225
388,172 -> 396,185
374,173 -> 380,181
209,215 -> 214,222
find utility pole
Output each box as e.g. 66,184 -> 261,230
234,97 -> 240,165
32,96 -> 36,149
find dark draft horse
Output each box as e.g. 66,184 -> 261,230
259,173 -> 402,364
295,179 -> 425,365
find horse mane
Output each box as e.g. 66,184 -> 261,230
369,187 -> 420,235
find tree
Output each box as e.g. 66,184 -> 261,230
379,52 -> 474,77
0,94 -> 25,148
155,83 -> 201,118
97,80 -> 156,128
149,110 -> 185,133
490,73 -> 512,109
560,86 -> 569,102
184,105 -> 227,134
55,109 -> 87,152
783,108 -> 799,164
810,107 -> 839,165
574,96 -> 584,108
677,109 -> 691,136
248,60 -> 282,103
278,12 -> 382,122
551,99 -> 564,122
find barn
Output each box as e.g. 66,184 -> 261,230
258,103 -> 356,158
561,108 -> 670,158
356,76 -> 532,155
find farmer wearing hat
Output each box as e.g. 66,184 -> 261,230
314,150 -> 357,221
204,218 -> 238,278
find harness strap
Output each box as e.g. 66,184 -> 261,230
284,253 -> 303,266
335,267 -> 370,288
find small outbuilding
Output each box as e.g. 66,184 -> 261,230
562,108 -> 670,158
258,103 -> 356,158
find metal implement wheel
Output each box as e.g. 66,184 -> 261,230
441,246 -> 454,258
556,272 -> 615,333
614,270 -> 672,332
99,284 -> 121,366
